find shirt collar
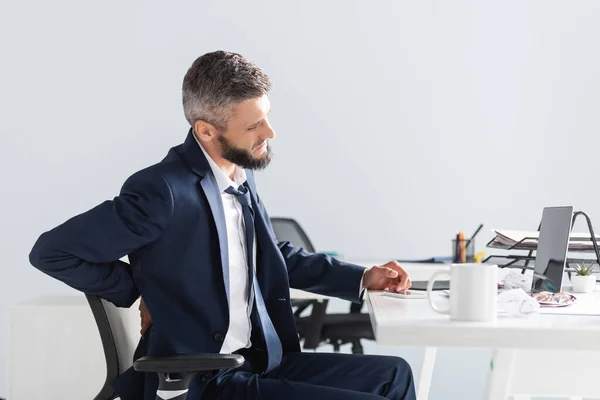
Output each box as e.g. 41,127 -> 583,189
193,133 -> 247,193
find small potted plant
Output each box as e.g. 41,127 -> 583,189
570,262 -> 598,293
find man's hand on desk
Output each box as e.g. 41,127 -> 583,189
362,261 -> 411,292
139,299 -> 152,336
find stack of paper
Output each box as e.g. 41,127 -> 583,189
489,229 -> 600,252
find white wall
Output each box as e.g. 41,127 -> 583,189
2,0 -> 600,398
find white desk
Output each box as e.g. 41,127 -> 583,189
368,290 -> 600,350
367,271 -> 600,400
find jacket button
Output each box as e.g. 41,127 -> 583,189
213,333 -> 225,341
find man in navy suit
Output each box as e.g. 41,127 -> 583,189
29,51 -> 416,400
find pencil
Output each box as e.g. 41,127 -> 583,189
464,223 -> 483,251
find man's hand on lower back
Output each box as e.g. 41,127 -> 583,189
139,298 -> 152,336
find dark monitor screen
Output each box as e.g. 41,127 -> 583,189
531,206 -> 573,293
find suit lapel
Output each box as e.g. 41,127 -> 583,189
178,129 -> 231,307
244,172 -> 287,277
200,177 -> 230,308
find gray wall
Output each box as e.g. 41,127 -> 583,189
2,0 -> 599,398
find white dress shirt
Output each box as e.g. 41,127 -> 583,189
196,137 -> 254,354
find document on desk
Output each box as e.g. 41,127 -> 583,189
489,229 -> 600,252
369,290 -> 442,323
371,291 -> 404,310
369,291 -> 415,320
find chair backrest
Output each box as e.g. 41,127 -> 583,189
86,294 -> 141,400
270,217 -> 316,253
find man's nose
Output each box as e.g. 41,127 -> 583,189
263,118 -> 275,139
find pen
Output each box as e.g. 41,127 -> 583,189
455,232 -> 461,263
464,223 -> 483,250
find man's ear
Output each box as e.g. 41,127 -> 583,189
194,120 -> 219,143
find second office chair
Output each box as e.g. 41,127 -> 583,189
270,217 -> 374,354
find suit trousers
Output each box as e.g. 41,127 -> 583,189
202,351 -> 416,400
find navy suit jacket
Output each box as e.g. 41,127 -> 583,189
29,130 -> 366,399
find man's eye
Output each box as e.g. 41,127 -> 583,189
248,121 -> 262,131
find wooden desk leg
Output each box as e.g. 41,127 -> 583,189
417,347 -> 437,400
485,349 -> 515,400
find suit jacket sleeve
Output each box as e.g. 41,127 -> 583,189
29,170 -> 174,307
278,242 -> 366,303
256,196 -> 366,304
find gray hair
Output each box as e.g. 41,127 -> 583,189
182,51 -> 272,131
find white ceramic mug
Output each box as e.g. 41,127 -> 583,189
427,263 -> 498,322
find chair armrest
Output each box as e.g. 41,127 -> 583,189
133,353 -> 244,374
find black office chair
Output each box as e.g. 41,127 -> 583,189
86,294 -> 243,400
270,217 -> 375,354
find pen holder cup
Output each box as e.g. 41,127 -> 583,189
452,238 -> 475,263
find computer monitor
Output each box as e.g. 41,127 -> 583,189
531,206 -> 574,293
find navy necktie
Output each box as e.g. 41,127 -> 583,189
225,185 -> 282,374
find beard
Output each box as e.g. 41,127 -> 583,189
217,134 -> 273,170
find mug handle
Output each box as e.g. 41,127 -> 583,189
427,270 -> 451,314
